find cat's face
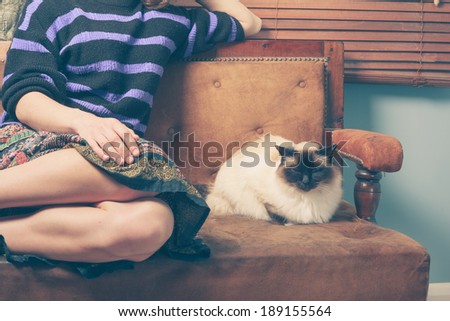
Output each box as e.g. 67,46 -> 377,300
275,142 -> 337,192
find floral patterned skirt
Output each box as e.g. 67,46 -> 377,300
0,123 -> 210,278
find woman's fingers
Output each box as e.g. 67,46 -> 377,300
85,137 -> 111,162
114,124 -> 140,158
98,134 -> 133,165
77,117 -> 141,165
110,123 -> 140,164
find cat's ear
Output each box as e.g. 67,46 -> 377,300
275,145 -> 285,156
275,144 -> 296,157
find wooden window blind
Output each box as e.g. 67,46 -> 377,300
173,0 -> 450,87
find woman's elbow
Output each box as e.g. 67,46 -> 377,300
242,15 -> 262,37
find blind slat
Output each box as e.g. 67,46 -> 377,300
345,51 -> 450,62
346,61 -> 450,71
347,70 -> 450,82
253,9 -> 449,23
262,20 -> 450,33
253,30 -> 450,44
344,42 -> 450,53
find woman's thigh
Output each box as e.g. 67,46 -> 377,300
0,148 -> 158,209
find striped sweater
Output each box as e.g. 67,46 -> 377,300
0,0 -> 244,136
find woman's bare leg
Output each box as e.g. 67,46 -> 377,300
0,148 -> 156,209
0,198 -> 174,263
0,148 -> 176,262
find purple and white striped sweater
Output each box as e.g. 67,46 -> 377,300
1,0 -> 244,135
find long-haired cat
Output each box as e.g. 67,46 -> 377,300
205,134 -> 342,224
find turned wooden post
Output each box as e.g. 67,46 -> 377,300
354,165 -> 382,223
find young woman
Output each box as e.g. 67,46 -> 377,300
0,0 -> 261,276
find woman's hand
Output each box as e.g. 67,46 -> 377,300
72,112 -> 141,165
16,92 -> 140,165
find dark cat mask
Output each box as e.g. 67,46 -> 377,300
275,142 -> 338,191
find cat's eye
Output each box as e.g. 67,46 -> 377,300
284,158 -> 298,168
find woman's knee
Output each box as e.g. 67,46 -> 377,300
99,199 -> 174,262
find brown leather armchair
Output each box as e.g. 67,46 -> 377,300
0,40 -> 429,300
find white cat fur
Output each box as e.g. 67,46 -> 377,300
206,135 -> 343,224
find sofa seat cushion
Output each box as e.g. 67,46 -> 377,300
0,201 -> 429,300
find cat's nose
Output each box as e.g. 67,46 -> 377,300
302,176 -> 310,184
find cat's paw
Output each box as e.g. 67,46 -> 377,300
268,212 -> 289,225
206,195 -> 234,215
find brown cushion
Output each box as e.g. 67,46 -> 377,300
0,201 -> 429,300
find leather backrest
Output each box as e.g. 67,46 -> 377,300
147,58 -> 327,184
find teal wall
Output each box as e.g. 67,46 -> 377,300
342,83 -> 450,283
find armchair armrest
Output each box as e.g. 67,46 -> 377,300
331,129 -> 403,222
332,129 -> 403,172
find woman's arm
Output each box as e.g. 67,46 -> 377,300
16,92 -> 140,165
196,0 -> 262,37
16,92 -> 85,135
